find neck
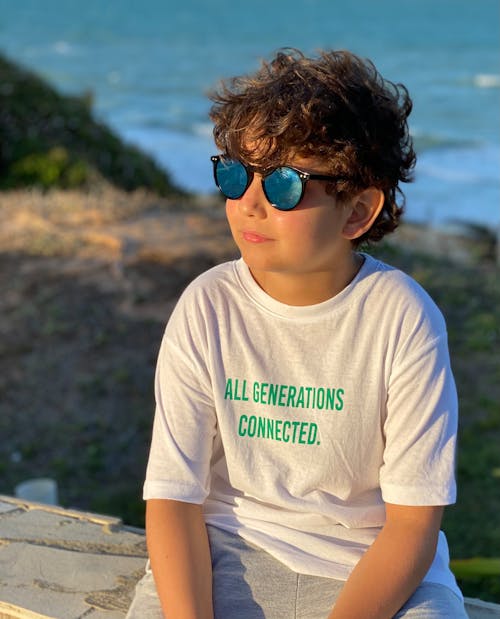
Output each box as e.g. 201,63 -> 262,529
249,253 -> 364,306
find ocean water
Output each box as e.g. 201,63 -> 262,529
0,0 -> 499,228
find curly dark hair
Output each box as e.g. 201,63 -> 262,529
209,49 -> 416,245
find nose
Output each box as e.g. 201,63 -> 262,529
237,174 -> 268,217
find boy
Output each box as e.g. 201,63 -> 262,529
127,49 -> 467,618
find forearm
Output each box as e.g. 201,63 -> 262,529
328,504 -> 443,619
146,499 -> 214,619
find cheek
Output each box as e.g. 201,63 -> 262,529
274,210 -> 331,244
225,201 -> 237,227
225,201 -> 245,248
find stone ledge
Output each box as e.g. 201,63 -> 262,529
0,496 -> 147,619
1,495 -> 499,618
466,598 -> 500,619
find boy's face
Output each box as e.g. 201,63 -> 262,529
225,154 -> 359,305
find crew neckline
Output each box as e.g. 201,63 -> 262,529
233,253 -> 379,320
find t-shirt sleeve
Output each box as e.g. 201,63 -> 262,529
380,323 -> 458,507
143,295 -> 217,504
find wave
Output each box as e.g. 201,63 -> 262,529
411,130 -> 475,153
473,74 -> 500,89
52,41 -> 72,55
404,144 -> 500,227
193,122 -> 214,138
416,144 -> 500,183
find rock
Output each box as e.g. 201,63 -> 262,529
0,496 -> 147,618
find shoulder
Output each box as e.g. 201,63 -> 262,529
164,259 -> 241,335
359,254 -> 448,341
177,259 -> 241,305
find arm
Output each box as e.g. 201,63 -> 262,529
328,503 -> 443,619
146,498 -> 214,619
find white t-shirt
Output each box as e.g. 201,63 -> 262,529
144,255 -> 461,597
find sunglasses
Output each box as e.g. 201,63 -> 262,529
211,155 -> 346,211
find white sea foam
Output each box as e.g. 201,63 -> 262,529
417,145 -> 500,183
405,145 -> 500,227
52,40 -> 73,55
473,74 -> 500,89
193,122 -> 214,138
107,71 -> 121,85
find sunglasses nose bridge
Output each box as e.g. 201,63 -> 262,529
236,171 -> 269,215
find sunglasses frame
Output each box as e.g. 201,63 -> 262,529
211,155 -> 347,211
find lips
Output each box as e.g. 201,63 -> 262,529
242,230 -> 272,243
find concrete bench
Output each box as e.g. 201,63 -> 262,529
0,496 -> 499,618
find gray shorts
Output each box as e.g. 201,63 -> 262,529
126,524 -> 467,619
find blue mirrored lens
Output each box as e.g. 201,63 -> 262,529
264,167 -> 303,210
216,159 -> 248,199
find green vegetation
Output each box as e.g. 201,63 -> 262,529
0,52 -> 182,195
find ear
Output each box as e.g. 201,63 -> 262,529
342,188 -> 385,241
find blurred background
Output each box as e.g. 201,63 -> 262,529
1,0 -> 499,224
0,0 -> 499,603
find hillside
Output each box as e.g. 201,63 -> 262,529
0,52 -> 181,195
